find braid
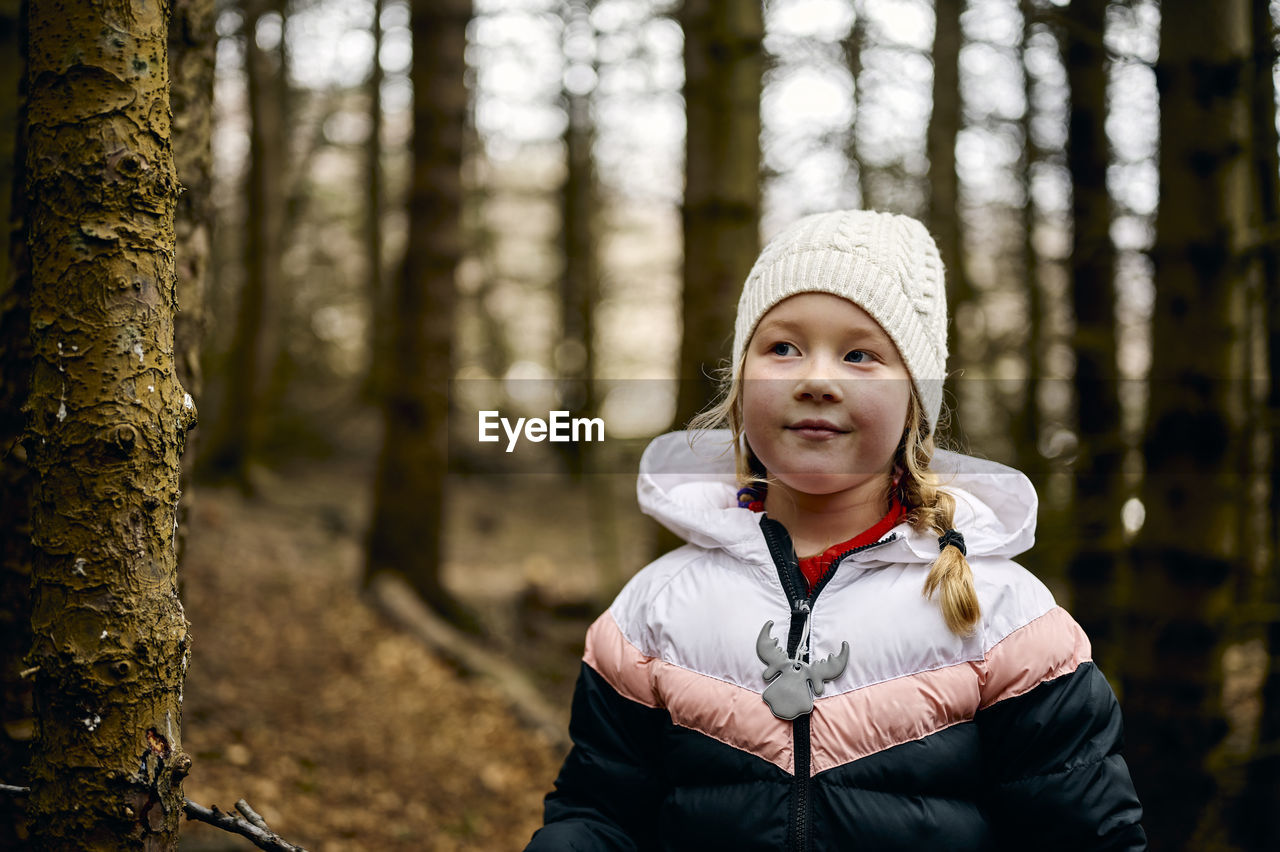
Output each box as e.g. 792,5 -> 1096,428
899,395 -> 980,636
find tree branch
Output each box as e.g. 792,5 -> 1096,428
183,798 -> 310,852
235,798 -> 272,832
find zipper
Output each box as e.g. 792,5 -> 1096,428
759,517 -> 897,852
760,519 -> 805,655
809,532 -> 899,601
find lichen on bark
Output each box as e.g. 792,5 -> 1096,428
23,1 -> 195,848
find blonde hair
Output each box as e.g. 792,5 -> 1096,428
688,360 -> 980,637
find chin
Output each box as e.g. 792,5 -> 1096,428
771,472 -> 866,497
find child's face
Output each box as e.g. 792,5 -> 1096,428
741,292 -> 912,501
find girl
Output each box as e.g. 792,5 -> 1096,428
527,210 -> 1146,851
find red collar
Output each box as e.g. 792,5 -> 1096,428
790,495 -> 906,592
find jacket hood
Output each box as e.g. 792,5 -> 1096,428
636,430 -> 1037,565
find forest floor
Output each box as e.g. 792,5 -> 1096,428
175,453 -> 646,851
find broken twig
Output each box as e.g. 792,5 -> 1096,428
183,798 -> 310,852
235,798 -> 272,832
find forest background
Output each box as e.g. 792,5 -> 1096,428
1,0 -> 1279,849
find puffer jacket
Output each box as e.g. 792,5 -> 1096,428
527,430 -> 1146,851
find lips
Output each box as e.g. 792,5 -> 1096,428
786,419 -> 848,439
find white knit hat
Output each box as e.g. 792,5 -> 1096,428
731,209 -> 949,433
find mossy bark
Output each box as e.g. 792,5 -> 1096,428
674,0 -> 761,427
0,2 -> 32,846
1124,1 -> 1253,846
23,1 -> 194,848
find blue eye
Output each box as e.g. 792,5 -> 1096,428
771,342 -> 797,356
845,350 -> 869,363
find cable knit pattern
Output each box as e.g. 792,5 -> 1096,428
732,209 -> 949,431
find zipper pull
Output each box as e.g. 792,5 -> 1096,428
793,601 -> 813,663
793,598 -> 810,616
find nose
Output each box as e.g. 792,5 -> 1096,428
794,356 -> 843,402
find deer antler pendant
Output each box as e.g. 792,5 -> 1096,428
756,619 -> 850,720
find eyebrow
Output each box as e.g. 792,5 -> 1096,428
756,317 -> 892,345
755,318 -> 803,334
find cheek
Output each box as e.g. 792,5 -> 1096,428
739,384 -> 784,462
739,388 -> 769,441
739,374 -> 780,422
850,381 -> 912,434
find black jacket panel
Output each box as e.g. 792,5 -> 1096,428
531,662 -> 668,851
530,663 -> 792,851
978,661 -> 1147,851
529,660 -> 1145,851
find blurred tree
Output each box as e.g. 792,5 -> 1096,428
928,0 -> 979,445
842,0 -> 868,207
23,0 -> 194,846
169,0 -> 216,552
460,149 -> 512,384
1010,8 -> 1044,482
1123,1 -> 1255,846
927,0 -> 968,317
364,0 -> 386,400
674,0 -> 762,426
197,0 -> 289,492
1237,0 -> 1280,846
0,1 -> 31,844
365,0 -> 479,631
1062,0 -> 1125,676
557,0 -> 599,478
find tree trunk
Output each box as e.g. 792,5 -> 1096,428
364,0 -> 386,400
0,0 -> 18,307
843,0 -> 868,208
197,0 -> 285,491
23,1 -> 194,847
0,1 -> 31,845
365,0 -> 478,632
558,0 -> 598,478
927,0 -> 970,369
1123,2 -> 1254,846
1011,11 -> 1043,503
169,0 -> 216,555
1237,0 -> 1280,846
928,0 -> 963,278
674,0 -> 762,427
1063,0 -> 1125,677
